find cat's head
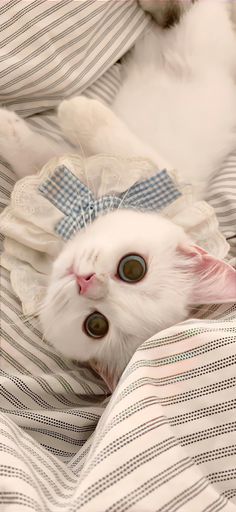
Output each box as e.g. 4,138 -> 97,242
40,209 -> 236,390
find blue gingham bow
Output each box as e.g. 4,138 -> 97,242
39,165 -> 181,240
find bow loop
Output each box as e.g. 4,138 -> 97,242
39,165 -> 182,240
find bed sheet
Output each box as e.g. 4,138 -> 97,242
1,1 -> 236,511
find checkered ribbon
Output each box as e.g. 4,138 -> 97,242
39,165 -> 182,240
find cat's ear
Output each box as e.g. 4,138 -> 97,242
180,244 -> 236,304
90,360 -> 118,393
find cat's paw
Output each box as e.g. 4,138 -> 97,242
0,108 -> 30,142
58,96 -> 113,148
0,109 -> 49,178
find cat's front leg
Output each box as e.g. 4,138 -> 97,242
0,109 -> 65,178
58,96 -> 169,169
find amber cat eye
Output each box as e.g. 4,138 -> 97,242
84,312 -> 109,339
117,254 -> 147,283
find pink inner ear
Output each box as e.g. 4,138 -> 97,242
180,245 -> 236,305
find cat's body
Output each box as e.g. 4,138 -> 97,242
1,1 -> 236,387
113,2 -> 236,195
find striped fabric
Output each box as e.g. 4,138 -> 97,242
0,0 -> 148,116
208,155 -> 236,259
0,1 -> 236,511
1,266 -> 236,511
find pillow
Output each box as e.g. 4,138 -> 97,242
0,0 -> 149,116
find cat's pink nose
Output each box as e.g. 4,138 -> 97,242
76,274 -> 96,295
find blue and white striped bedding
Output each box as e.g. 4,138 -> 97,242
0,2 -> 236,511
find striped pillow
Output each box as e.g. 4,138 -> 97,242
0,0 -> 149,117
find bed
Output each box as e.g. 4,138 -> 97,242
0,2 -> 236,511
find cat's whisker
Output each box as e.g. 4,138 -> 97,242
76,136 -> 88,161
40,299 -> 65,319
83,157 -> 95,228
9,311 -> 38,321
6,315 -> 40,327
42,176 -> 88,235
106,171 -> 122,215
117,186 -> 132,211
74,136 -> 96,229
42,175 -> 64,195
119,192 -> 145,213
38,134 -> 92,233
72,154 -> 91,230
38,286 -> 68,316
80,203 -> 88,231
38,276 -> 77,339
40,324 -> 51,343
41,332 -> 46,343
107,193 -> 113,215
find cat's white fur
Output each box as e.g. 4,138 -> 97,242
113,9 -> 236,195
0,1 -> 236,384
40,211 -> 194,382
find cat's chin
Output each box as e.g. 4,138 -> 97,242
40,301 -> 190,391
89,306 -> 192,391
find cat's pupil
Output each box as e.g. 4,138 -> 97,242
84,312 -> 109,339
124,260 -> 141,280
118,254 -> 146,283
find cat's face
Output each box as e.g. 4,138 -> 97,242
40,210 -> 193,385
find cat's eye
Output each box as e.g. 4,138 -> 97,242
84,312 -> 109,339
118,254 -> 147,283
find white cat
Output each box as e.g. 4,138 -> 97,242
0,1 -> 236,388
39,208 -> 236,390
